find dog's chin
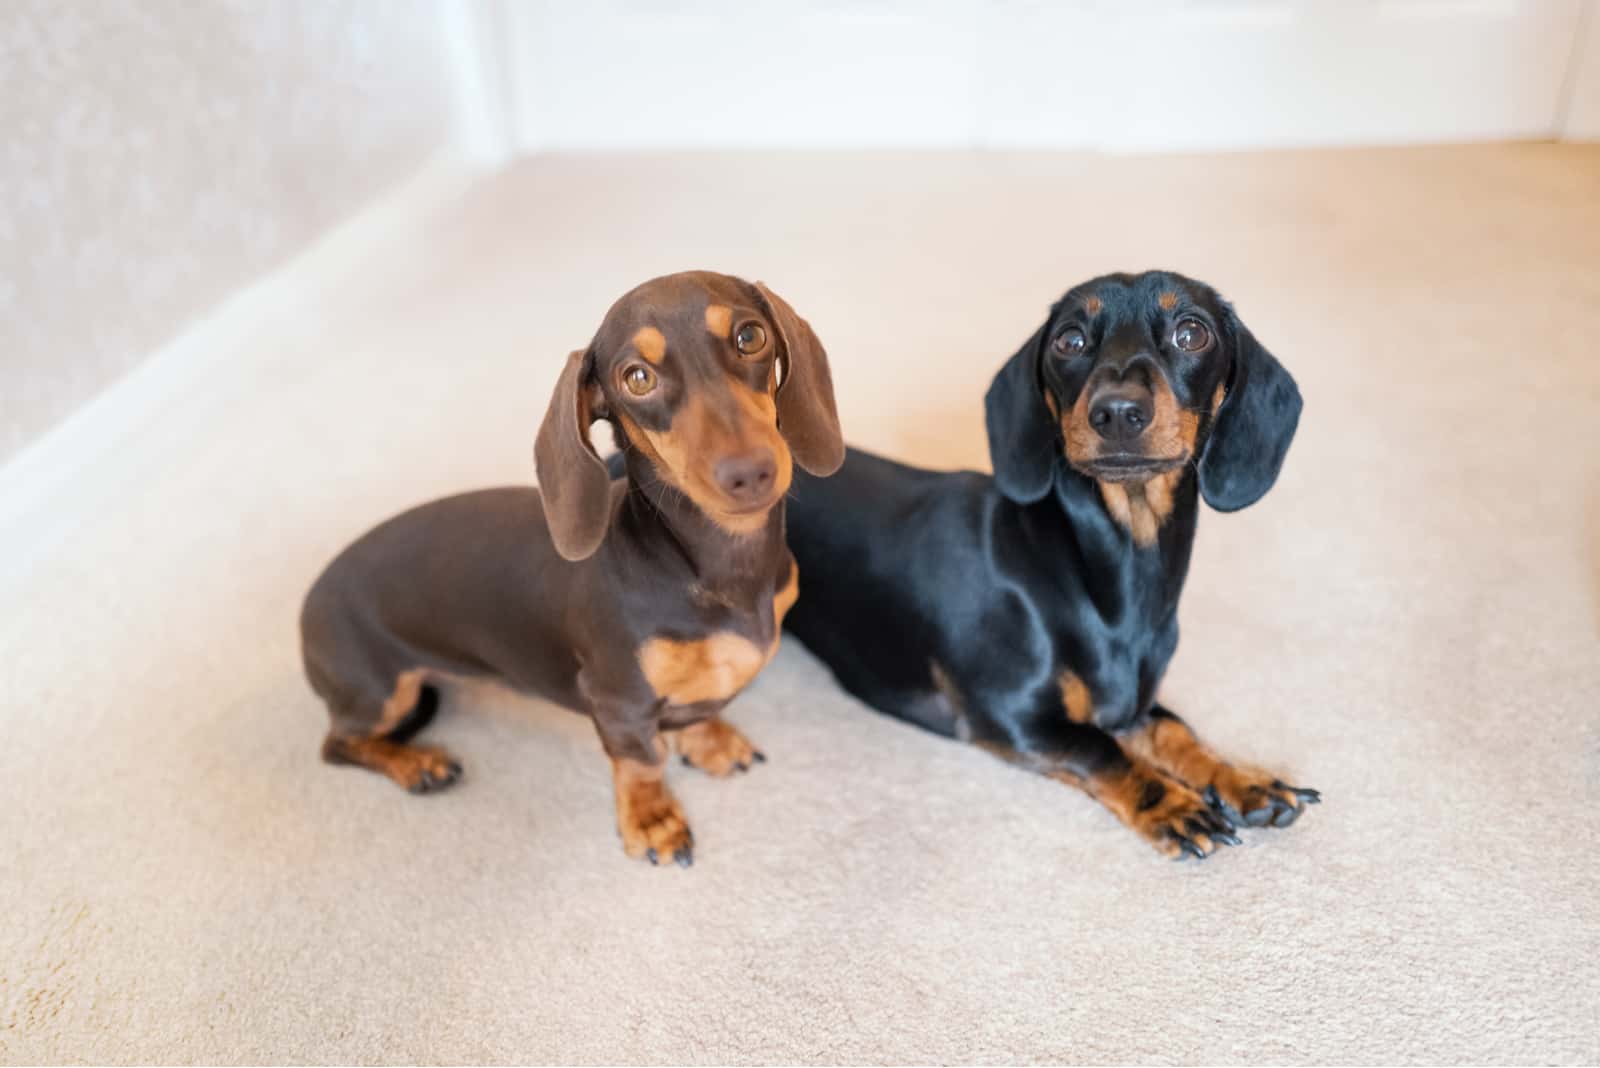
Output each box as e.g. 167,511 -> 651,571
1070,454 -> 1187,485
699,488 -> 786,531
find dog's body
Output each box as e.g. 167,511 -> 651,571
300,271 -> 842,865
785,270 -> 1316,859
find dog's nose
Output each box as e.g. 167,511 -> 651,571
1089,389 -> 1153,442
714,449 -> 777,504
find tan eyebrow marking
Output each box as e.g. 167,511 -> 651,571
632,326 -> 666,364
1158,291 -> 1179,311
704,304 -> 732,339
1083,295 -> 1103,315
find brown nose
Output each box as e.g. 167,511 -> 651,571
714,449 -> 777,505
1089,387 -> 1153,443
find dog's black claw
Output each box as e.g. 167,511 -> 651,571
646,848 -> 659,865
1275,780 -> 1321,804
1271,805 -> 1300,828
408,782 -> 430,795
734,761 -> 749,773
1174,835 -> 1207,860
674,847 -> 693,867
752,751 -> 767,763
680,756 -> 692,767
1243,805 -> 1273,827
1187,815 -> 1238,847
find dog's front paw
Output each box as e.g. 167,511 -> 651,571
1103,770 -> 1242,860
675,718 -> 764,777
1204,767 -> 1320,829
616,779 -> 694,867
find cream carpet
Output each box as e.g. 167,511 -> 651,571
2,146 -> 1598,1064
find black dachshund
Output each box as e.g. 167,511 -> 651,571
784,270 -> 1316,859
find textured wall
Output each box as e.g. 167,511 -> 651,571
0,0 -> 461,462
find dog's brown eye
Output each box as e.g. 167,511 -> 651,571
1173,319 -> 1211,353
734,322 -> 767,356
622,365 -> 657,396
1053,328 -> 1087,357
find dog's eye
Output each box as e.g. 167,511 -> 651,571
734,322 -> 768,356
1173,319 -> 1211,353
1053,328 -> 1088,357
622,365 -> 657,396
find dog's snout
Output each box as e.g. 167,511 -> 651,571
714,449 -> 777,505
1089,388 -> 1153,443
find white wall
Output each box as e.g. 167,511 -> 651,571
0,0 -> 467,463
508,0 -> 1594,152
1562,0 -> 1600,138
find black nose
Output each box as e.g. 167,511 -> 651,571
713,449 -> 777,505
1089,389 -> 1153,442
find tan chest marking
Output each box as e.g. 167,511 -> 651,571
638,633 -> 768,706
638,560 -> 799,706
1059,671 -> 1094,724
1097,471 -> 1182,548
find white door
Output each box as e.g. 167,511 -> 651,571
504,0 -> 1592,150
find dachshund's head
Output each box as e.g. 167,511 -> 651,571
535,271 -> 843,560
986,270 -> 1301,526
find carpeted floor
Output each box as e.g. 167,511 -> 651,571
2,145 -> 1598,1064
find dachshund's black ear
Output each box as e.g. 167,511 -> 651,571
755,281 -> 845,476
534,348 -> 613,561
1198,311 -> 1302,512
985,323 -> 1056,504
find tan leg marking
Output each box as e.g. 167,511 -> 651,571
612,750 -> 692,864
1068,754 -> 1234,859
1123,715 -> 1318,828
370,668 -> 428,737
322,734 -> 462,794
977,740 -> 1236,860
675,718 -> 762,776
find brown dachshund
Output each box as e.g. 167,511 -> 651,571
299,271 -> 843,865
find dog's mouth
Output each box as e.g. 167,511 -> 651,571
715,497 -> 779,517
1073,453 -> 1187,484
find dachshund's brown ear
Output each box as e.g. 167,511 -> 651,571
754,281 -> 844,476
534,349 -> 613,561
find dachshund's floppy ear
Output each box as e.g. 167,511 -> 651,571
984,322 -> 1056,504
534,348 -> 613,561
1198,311 -> 1302,512
755,281 -> 845,476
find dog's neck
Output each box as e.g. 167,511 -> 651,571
617,452 -> 786,593
1040,465 -> 1198,620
